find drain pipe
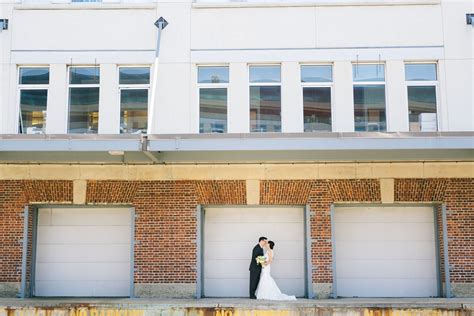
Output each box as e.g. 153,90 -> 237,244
148,17 -> 168,134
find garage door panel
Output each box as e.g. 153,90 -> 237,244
334,206 -> 438,298
205,241 -> 304,260
335,207 -> 434,223
204,278 -> 248,297
37,226 -> 131,244
335,222 -> 435,241
336,259 -> 437,279
36,262 -> 130,281
50,208 -> 131,226
205,223 -> 304,242
205,208 -> 303,224
36,244 -> 131,263
35,280 -> 130,297
336,278 -> 438,298
204,207 -> 305,297
35,208 -> 132,297
336,241 -> 436,260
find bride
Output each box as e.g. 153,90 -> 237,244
255,240 -> 297,300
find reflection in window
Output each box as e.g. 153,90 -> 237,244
200,88 -> 227,133
353,85 -> 386,132
198,66 -> 228,133
119,67 -> 150,134
18,67 -> 49,134
68,87 -> 99,133
406,63 -> 438,131
303,87 -> 331,132
249,65 -> 281,132
120,89 -> 148,134
301,65 -> 332,83
353,64 -> 386,132
250,86 -> 281,132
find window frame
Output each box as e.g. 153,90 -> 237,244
67,65 -> 101,134
248,64 -> 282,133
197,65 -> 229,134
300,63 -> 334,132
17,66 -> 50,134
118,65 -> 151,134
352,62 -> 388,132
404,61 -> 439,132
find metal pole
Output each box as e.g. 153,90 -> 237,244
19,206 -> 29,298
148,17 -> 168,135
442,203 -> 452,298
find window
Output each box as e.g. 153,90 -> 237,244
353,64 -> 386,132
198,66 -> 229,133
18,67 -> 49,134
301,65 -> 333,132
68,67 -> 100,134
405,63 -> 438,132
249,65 -> 281,132
119,67 -> 150,134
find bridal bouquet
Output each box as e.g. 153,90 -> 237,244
256,256 -> 266,266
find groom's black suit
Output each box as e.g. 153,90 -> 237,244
249,244 -> 264,299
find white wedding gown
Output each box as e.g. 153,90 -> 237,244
255,250 -> 297,300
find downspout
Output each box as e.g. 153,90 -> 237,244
148,17 -> 169,135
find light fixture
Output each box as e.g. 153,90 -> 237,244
108,150 -> 125,156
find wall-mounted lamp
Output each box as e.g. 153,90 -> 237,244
467,14 -> 474,27
0,19 -> 8,31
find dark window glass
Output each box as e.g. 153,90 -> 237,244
69,67 -> 100,85
250,66 -> 281,83
301,65 -> 332,83
250,86 -> 281,132
405,64 -> 437,81
19,68 -> 49,85
198,67 -> 229,84
119,67 -> 150,85
353,85 -> 386,132
408,86 -> 437,131
353,64 -> 385,82
200,88 -> 227,133
120,89 -> 148,134
68,87 -> 99,133
303,87 -> 332,132
19,89 -> 47,134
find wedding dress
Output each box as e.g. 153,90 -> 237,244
255,250 -> 297,300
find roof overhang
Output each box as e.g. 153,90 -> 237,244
0,132 -> 472,164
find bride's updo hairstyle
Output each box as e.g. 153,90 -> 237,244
268,241 -> 275,249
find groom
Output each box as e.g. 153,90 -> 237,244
249,236 -> 267,299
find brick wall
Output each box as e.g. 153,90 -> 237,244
0,177 -> 472,296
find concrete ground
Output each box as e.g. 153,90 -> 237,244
0,298 -> 473,310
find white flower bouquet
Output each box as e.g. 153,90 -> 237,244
255,256 -> 266,266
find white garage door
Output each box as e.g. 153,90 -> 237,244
204,207 -> 305,297
35,208 -> 132,297
334,206 -> 438,297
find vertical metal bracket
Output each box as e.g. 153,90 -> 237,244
196,205 -> 203,299
304,205 -> 315,299
441,204 -> 452,298
330,204 -> 337,299
19,206 -> 29,298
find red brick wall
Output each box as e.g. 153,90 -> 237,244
0,178 -> 472,291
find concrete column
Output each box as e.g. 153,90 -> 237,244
46,64 -> 68,134
281,62 -> 303,133
228,63 -> 249,133
98,64 -> 119,134
386,60 -> 408,132
332,61 -> 354,132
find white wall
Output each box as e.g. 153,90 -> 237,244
0,0 -> 472,134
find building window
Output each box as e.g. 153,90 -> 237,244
249,65 -> 281,132
405,63 -> 438,132
18,67 -> 49,134
68,67 -> 100,134
119,67 -> 150,134
198,66 -> 229,133
353,64 -> 386,132
301,65 -> 332,132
